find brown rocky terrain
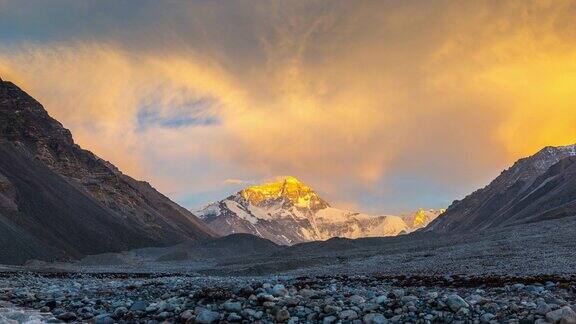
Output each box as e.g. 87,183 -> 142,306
0,79 -> 215,264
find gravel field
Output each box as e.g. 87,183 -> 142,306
1,273 -> 576,323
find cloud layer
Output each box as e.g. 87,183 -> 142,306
1,0 -> 576,213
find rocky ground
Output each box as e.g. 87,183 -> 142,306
1,215 -> 575,323
1,273 -> 576,323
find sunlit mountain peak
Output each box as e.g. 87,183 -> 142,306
240,176 -> 328,209
409,208 -> 446,228
413,209 -> 428,227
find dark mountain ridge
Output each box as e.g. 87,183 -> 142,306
0,79 -> 215,264
427,144 -> 576,232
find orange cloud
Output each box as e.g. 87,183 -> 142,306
1,0 -> 576,211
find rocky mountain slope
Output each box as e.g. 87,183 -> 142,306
0,79 -> 215,264
196,176 -> 440,244
427,144 -> 576,232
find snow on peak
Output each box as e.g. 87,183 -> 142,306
196,176 -> 444,245
400,208 -> 445,230
240,176 -> 328,210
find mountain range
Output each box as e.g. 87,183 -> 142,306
0,79 -> 214,264
2,78 -> 576,265
196,176 -> 443,244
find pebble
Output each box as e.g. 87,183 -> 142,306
480,312 -> 495,323
546,306 -> 576,323
339,309 -> 359,320
349,294 -> 366,304
272,284 -> 289,297
93,314 -> 114,324
56,311 -> 77,321
227,312 -> 242,322
376,295 -> 388,304
299,289 -> 317,298
180,309 -> 193,320
363,312 -> 388,324
257,293 -> 275,302
446,293 -> 469,311
130,300 -> 148,312
275,309 -> 291,322
195,308 -> 221,324
324,304 -> 342,314
113,306 -> 127,318
537,301 -> 553,315
362,302 -> 379,312
223,300 -> 242,312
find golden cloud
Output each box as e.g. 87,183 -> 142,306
1,0 -> 575,211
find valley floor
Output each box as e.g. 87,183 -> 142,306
1,216 -> 576,323
5,215 -> 576,278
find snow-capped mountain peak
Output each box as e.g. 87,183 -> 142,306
407,208 -> 446,228
240,176 -> 329,210
197,176 -> 442,245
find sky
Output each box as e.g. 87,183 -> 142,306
1,0 -> 576,214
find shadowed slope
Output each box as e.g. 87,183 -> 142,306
0,79 -> 215,264
427,145 -> 576,232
